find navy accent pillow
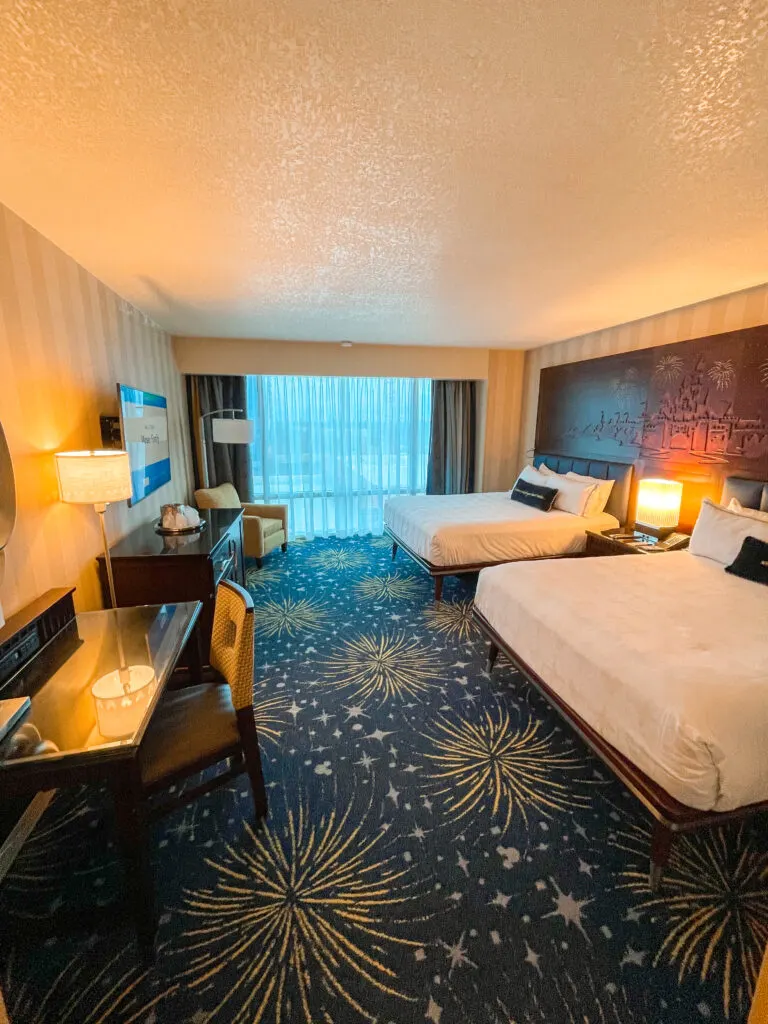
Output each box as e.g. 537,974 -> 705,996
511,480 -> 558,512
725,535 -> 768,586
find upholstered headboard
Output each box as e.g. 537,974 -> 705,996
533,452 -> 634,524
721,476 -> 768,512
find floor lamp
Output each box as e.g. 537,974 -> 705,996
199,408 -> 255,488
55,449 -> 155,736
55,449 -> 133,608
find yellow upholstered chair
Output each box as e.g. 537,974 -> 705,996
195,483 -> 288,568
139,579 -> 268,821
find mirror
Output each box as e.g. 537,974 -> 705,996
0,420 -> 16,551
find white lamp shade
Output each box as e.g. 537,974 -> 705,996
635,478 -> 683,529
211,418 -> 255,444
56,450 -> 132,505
92,664 -> 156,739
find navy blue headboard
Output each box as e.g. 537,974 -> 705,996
533,452 -> 634,523
721,476 -> 768,512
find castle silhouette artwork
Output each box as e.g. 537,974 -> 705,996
536,324 -> 768,474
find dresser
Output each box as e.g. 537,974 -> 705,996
97,508 -> 244,659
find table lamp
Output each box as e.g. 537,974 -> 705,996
92,663 -> 156,739
55,449 -> 132,608
635,478 -> 683,539
55,450 -> 157,739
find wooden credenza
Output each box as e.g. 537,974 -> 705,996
97,509 -> 244,659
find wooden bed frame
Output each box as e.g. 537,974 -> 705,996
387,452 -> 635,600
474,473 -> 768,890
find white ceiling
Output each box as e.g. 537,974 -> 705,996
1,0 -> 767,348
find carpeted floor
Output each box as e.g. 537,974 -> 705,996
2,536 -> 767,1023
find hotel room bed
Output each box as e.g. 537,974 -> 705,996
385,492 -> 618,566
384,453 -> 633,599
473,475 -> 768,888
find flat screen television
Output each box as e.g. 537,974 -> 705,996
116,384 -> 171,505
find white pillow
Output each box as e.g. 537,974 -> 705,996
565,471 -> 615,516
689,498 -> 768,565
728,497 -> 768,522
515,464 -> 551,489
532,464 -> 596,516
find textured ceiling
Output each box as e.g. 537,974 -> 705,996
1,1 -> 767,348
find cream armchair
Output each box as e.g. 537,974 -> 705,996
195,483 -> 288,568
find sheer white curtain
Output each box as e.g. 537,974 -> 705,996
247,375 -> 431,538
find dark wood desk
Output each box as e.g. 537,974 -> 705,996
0,600 -> 201,950
97,508 -> 244,660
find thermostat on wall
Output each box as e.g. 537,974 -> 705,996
99,415 -> 122,449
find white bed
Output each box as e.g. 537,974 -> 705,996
384,491 -> 618,566
475,551 -> 768,812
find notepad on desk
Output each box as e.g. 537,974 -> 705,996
0,697 -> 31,744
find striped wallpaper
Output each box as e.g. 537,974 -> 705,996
482,349 -> 525,491
0,203 -> 192,619
521,283 -> 768,462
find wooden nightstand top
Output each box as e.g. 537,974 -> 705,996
585,528 -> 667,556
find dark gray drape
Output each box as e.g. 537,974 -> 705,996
186,375 -> 253,501
426,380 -> 478,495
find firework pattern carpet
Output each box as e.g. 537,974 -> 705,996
2,536 -> 768,1023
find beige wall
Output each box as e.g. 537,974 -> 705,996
0,204 -> 192,619
521,283 -> 768,462
175,335 -> 527,493
482,350 -> 525,491
173,335 -> 491,380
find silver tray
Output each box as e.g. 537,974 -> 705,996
153,518 -> 207,536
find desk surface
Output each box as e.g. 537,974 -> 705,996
105,508 -> 242,559
0,602 -> 200,771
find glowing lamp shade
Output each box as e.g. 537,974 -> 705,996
55,450 -> 132,507
211,418 -> 255,444
635,478 -> 683,531
55,449 -> 133,609
92,665 -> 157,740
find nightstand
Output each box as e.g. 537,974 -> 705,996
584,529 -> 682,556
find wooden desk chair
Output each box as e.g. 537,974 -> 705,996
139,578 -> 268,820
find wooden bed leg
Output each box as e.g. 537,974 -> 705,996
391,541 -> 398,561
434,576 -> 444,602
649,821 -> 673,892
487,641 -> 500,673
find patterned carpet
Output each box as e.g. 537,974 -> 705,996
2,535 -> 767,1023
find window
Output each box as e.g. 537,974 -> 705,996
247,375 -> 431,538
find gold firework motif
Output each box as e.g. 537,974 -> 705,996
321,632 -> 442,702
6,790 -> 92,893
245,564 -> 283,590
708,358 -> 736,390
4,945 -> 177,1024
369,535 -> 394,549
253,691 -> 294,743
423,599 -> 477,641
355,572 -> 421,601
255,597 -> 327,638
422,704 -> 593,831
176,794 -> 423,1023
653,354 -> 685,384
309,546 -> 366,571
613,821 -> 768,1019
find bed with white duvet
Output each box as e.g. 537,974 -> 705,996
384,453 -> 634,599
384,491 -> 618,566
474,474 -> 768,887
475,548 -> 768,813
